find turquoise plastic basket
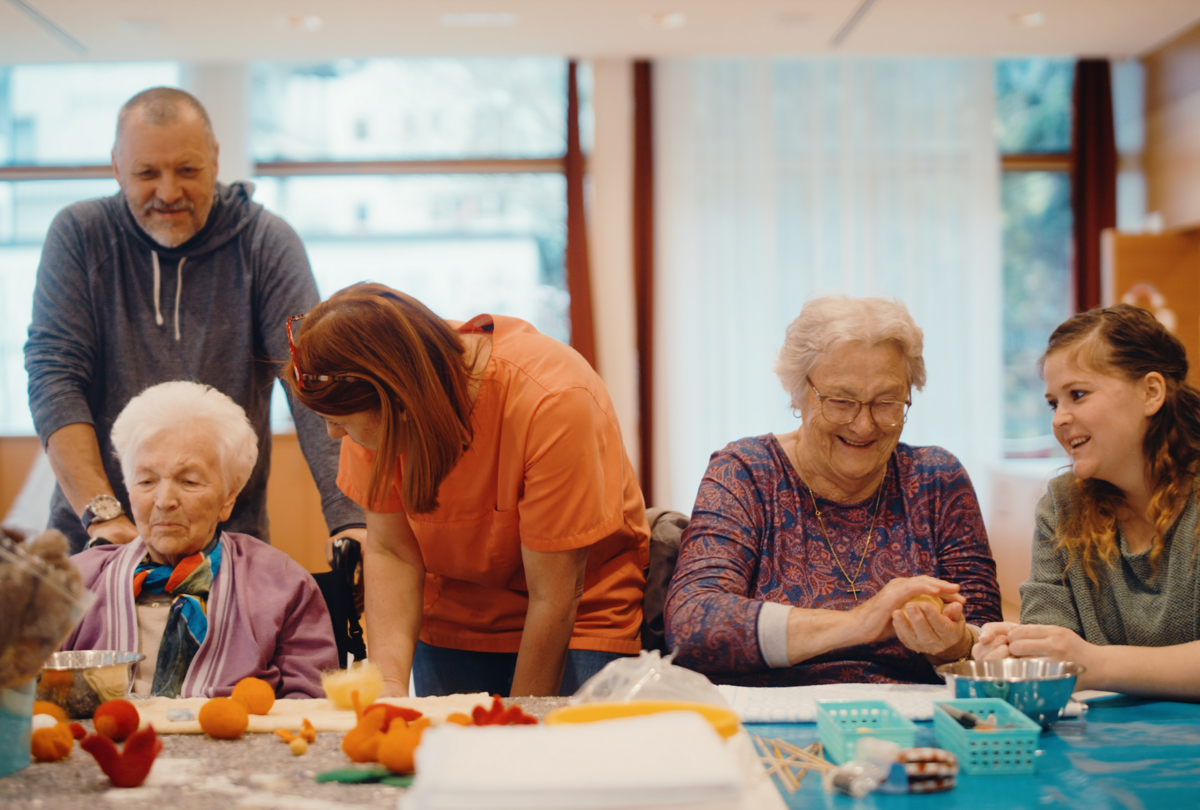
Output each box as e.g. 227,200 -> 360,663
933,698 -> 1042,775
815,700 -> 917,764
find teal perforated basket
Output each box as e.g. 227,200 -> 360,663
815,700 -> 918,764
933,698 -> 1042,775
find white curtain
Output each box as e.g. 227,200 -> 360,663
653,59 -> 1002,515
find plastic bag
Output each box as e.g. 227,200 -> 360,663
570,650 -> 729,706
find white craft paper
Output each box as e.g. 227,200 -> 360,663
401,711 -> 744,810
717,682 -> 1084,723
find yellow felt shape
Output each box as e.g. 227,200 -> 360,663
321,661 -> 383,710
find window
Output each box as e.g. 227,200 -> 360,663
0,63 -> 180,434
0,58 -> 580,435
994,58 -> 1074,456
249,58 -> 577,428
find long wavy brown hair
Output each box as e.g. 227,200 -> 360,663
1040,303 -> 1200,584
283,283 -> 475,513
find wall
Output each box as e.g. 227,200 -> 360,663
1144,21 -> 1200,228
0,433 -> 331,574
0,435 -> 41,522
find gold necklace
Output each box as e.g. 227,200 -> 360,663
804,483 -> 884,600
788,434 -> 885,600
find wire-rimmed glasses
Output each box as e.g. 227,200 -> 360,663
808,377 -> 910,428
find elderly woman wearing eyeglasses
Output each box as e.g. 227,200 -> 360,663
664,295 -> 1001,686
284,283 -> 649,699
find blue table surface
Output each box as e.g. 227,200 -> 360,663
748,696 -> 1200,809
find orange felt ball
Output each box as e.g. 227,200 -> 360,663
33,701 -> 69,724
93,699 -> 140,742
231,677 -> 276,716
198,697 -> 249,739
31,723 -> 74,762
444,713 -> 472,726
377,720 -> 426,774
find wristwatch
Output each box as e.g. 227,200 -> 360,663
81,494 -> 124,531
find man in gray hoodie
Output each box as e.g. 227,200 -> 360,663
24,86 -> 365,555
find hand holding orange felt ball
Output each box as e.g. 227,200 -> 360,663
198,697 -> 249,739
231,677 -> 275,715
93,699 -> 140,742
31,722 -> 74,761
906,594 -> 945,610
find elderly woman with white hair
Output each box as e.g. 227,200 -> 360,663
62,381 -> 337,698
664,295 -> 1002,685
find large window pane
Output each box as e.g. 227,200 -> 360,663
994,59 -> 1073,154
0,179 -> 119,434
254,174 -> 568,341
1001,171 -> 1072,449
0,64 -> 179,165
251,59 -> 567,161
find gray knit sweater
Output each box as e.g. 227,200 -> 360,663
25,181 -> 362,553
1020,473 -> 1200,646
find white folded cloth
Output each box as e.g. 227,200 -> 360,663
717,682 -> 1085,723
401,711 -> 745,810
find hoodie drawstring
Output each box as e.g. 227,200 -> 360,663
151,250 -> 186,341
152,251 -> 163,327
173,257 -> 185,341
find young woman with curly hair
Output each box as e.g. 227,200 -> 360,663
974,304 -> 1200,699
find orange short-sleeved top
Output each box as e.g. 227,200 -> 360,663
337,314 -> 649,654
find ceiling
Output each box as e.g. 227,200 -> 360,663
2,0 -> 1199,64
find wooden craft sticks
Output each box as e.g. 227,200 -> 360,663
752,734 -> 834,793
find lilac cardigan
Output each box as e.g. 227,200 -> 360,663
63,532 -> 338,698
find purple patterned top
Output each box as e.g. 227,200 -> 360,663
664,435 -> 1001,686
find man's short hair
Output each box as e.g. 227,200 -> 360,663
115,87 -> 217,151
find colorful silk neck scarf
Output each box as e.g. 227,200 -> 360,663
132,536 -> 223,697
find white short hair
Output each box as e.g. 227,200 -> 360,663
110,381 -> 259,495
774,294 -> 927,408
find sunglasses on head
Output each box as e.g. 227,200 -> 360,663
286,313 -> 359,391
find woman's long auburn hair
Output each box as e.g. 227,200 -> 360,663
1040,303 -> 1200,584
284,283 -> 474,513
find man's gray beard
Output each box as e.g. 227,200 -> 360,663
130,201 -> 196,248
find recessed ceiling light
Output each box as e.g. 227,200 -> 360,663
644,12 -> 687,30
1010,11 -> 1046,28
278,15 -> 323,32
441,13 -> 518,28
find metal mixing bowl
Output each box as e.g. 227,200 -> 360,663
936,658 -> 1085,728
35,651 -> 144,718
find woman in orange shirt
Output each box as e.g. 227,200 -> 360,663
284,283 -> 649,698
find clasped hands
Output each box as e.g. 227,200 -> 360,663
850,576 -> 972,661
973,621 -> 1097,675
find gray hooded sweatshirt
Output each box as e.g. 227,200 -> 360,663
25,181 -> 362,553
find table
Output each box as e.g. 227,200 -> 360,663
5,696 -> 1198,809
750,696 -> 1200,809
0,697 -> 570,810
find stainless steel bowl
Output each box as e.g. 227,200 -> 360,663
36,651 -> 145,718
936,658 -> 1085,729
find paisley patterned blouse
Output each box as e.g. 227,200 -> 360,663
664,435 -> 1001,686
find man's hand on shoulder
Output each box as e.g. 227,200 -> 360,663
86,516 -> 139,547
